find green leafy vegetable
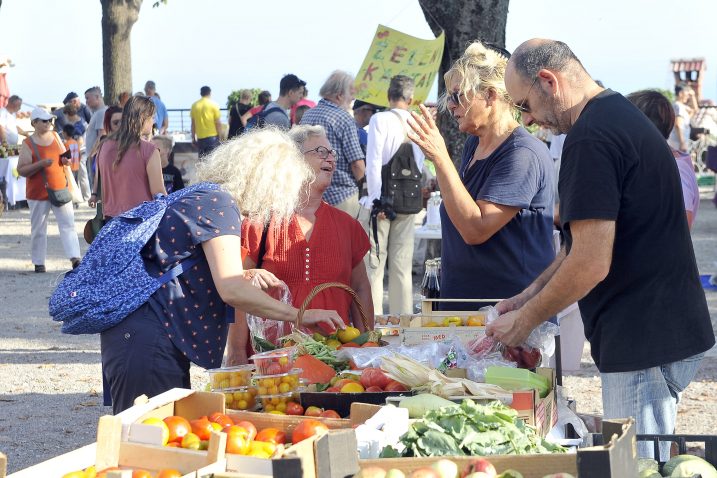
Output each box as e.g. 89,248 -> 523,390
383,399 -> 566,458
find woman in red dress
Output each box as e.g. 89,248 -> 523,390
230,125 -> 374,364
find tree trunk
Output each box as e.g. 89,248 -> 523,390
101,0 -> 142,105
418,0 -> 510,164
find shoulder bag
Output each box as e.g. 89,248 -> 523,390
28,136 -> 72,207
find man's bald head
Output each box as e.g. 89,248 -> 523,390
510,39 -> 586,81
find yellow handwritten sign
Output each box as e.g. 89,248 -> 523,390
355,25 -> 444,107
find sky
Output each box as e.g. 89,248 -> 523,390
1,0 -> 716,111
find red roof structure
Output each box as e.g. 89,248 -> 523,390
671,57 -> 706,101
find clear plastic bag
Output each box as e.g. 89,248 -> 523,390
464,306 -> 559,372
334,341 -> 452,369
245,279 -> 295,352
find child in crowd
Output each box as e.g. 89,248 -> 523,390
62,124 -> 81,182
151,135 -> 184,193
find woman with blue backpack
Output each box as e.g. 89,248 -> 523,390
51,127 -> 346,413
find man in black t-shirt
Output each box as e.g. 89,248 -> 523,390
488,39 -> 715,459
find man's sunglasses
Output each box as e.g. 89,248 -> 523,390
514,76 -> 538,114
302,146 -> 336,159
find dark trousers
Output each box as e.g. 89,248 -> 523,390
101,302 -> 190,414
197,135 -> 220,158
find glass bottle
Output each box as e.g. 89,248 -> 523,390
421,259 -> 440,299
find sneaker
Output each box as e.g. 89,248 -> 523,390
71,257 -> 81,269
34,264 -> 46,273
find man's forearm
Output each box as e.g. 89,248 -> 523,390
351,159 -> 366,181
521,249 -> 601,327
521,247 -> 566,301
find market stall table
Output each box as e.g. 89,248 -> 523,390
0,156 -> 26,206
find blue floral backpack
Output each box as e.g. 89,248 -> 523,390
49,182 -> 220,334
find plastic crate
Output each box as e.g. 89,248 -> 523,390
636,434 -> 717,468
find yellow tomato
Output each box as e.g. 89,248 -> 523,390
466,315 -> 485,326
442,316 -> 463,327
181,432 -> 202,450
337,326 -> 360,344
247,440 -> 277,458
326,339 -> 342,350
423,321 -> 439,327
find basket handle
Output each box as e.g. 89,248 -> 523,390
296,282 -> 370,331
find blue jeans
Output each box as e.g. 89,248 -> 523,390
197,135 -> 219,157
601,353 -> 704,460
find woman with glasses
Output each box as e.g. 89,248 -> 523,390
406,41 -> 555,309
233,125 -> 373,363
90,96 -> 165,219
17,108 -> 81,272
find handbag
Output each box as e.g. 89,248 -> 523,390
28,136 -> 72,207
84,150 -> 104,244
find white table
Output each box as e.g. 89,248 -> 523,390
0,155 -> 26,205
414,224 -> 442,240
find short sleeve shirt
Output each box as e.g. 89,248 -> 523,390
559,90 -> 713,372
151,96 -> 168,129
141,188 -> 242,369
242,202 -> 370,324
262,102 -> 290,129
300,99 -> 364,205
439,127 -> 555,310
86,106 -> 108,153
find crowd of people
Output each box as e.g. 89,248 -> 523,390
1,39 -> 715,460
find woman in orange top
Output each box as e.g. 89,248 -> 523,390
17,108 -> 81,272
231,125 -> 373,364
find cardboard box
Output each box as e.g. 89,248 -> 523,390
299,391 -> 413,418
358,418 -> 637,478
509,368 -> 557,438
95,388 -> 227,476
221,429 -> 359,478
576,418 -> 638,478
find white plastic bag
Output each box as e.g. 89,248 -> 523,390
245,279 -> 295,351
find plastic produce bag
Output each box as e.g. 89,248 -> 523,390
465,306 -> 559,371
245,279 -> 295,352
335,341 -> 452,369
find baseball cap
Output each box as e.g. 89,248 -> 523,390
31,107 -> 55,121
63,92 -> 79,104
353,100 -> 384,112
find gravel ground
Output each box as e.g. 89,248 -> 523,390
1,198 -> 716,474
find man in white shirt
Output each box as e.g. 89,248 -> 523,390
359,75 -> 424,315
0,95 -> 25,145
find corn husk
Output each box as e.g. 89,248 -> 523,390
380,353 -> 511,401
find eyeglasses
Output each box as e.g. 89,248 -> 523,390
38,118 -> 54,124
302,146 -> 336,159
447,91 -> 464,106
514,76 -> 538,114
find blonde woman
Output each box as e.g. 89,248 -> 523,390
407,41 -> 555,309
100,128 -> 346,413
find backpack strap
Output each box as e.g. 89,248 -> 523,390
28,137 -> 68,189
158,256 -> 201,285
255,222 -> 270,269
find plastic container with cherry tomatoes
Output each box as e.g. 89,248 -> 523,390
207,364 -> 255,390
253,368 -> 303,395
257,391 -> 303,413
249,347 -> 296,375
216,385 -> 258,411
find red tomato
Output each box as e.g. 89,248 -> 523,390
361,342 -> 379,347
304,406 -> 323,417
325,386 -> 341,392
255,427 -> 287,445
365,386 -> 383,392
286,401 -> 304,416
209,412 -> 234,428
359,368 -> 392,390
235,420 -> 257,440
132,471 -> 153,478
338,342 -> 359,349
384,381 -> 409,392
266,362 -> 283,375
226,432 -> 250,454
163,416 -> 192,444
320,409 -> 341,419
156,470 -> 183,478
292,419 -> 329,444
190,416 -> 213,441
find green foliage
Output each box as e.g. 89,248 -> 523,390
655,88 -> 675,103
152,0 -> 168,7
227,88 -> 263,110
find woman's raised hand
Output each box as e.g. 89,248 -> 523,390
407,104 -> 451,165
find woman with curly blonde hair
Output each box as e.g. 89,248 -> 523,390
100,127 -> 345,413
407,41 -> 556,309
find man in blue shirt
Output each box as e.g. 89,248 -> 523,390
145,80 -> 168,134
